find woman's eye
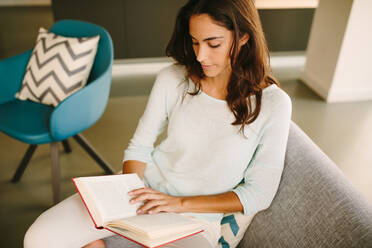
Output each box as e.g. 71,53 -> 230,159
209,44 -> 220,48
192,42 -> 199,46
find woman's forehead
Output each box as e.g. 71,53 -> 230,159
189,14 -> 231,39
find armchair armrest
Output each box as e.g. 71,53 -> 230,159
0,50 -> 32,104
50,66 -> 112,141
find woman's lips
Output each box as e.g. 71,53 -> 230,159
202,64 -> 214,70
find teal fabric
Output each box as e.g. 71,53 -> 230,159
218,236 -> 230,248
50,63 -> 112,141
0,50 -> 32,105
221,215 -> 239,236
0,99 -> 53,144
0,19 -> 113,144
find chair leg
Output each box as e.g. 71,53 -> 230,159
11,144 -> 38,183
73,134 -> 115,174
50,142 -> 61,205
62,140 -> 72,153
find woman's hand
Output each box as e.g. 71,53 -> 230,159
128,187 -> 184,215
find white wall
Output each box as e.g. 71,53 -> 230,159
329,0 -> 372,102
301,0 -> 372,102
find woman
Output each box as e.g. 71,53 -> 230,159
24,0 -> 292,247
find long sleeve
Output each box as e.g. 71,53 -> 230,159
123,66 -> 181,164
232,91 -> 292,216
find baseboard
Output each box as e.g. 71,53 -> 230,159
300,69 -> 372,103
270,51 -> 307,68
113,57 -> 173,77
113,51 -> 307,78
327,87 -> 372,102
299,69 -> 329,101
0,0 -> 50,6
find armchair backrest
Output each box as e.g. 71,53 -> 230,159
48,20 -> 114,141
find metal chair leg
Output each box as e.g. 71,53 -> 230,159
50,142 -> 61,205
62,140 -> 72,153
73,134 -> 115,174
11,144 -> 38,183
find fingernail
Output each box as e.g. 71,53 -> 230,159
149,211 -> 153,214
129,200 -> 134,204
137,210 -> 142,214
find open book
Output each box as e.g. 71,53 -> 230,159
72,173 -> 204,248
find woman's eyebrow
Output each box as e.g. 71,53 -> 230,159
190,35 -> 224,41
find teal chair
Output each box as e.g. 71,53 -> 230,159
0,20 -> 115,204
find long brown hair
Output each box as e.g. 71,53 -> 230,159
166,0 -> 280,136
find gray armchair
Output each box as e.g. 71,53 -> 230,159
105,122 -> 372,247
238,121 -> 372,247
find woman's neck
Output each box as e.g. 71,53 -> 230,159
201,67 -> 231,99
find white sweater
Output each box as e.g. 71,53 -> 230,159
123,64 -> 292,225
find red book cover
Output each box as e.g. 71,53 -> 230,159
72,178 -> 103,229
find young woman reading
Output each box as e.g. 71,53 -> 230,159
24,0 -> 292,247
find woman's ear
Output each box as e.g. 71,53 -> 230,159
239,33 -> 249,47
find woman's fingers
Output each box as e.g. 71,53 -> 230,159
128,187 -> 154,196
129,187 -> 160,204
130,192 -> 163,204
127,187 -> 183,214
137,200 -> 166,214
147,205 -> 168,215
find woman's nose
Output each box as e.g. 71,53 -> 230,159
196,45 -> 208,63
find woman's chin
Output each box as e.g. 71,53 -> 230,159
203,70 -> 218,78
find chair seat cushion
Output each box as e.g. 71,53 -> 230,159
0,99 -> 54,144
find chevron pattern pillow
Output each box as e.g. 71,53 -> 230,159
218,212 -> 255,248
15,27 -> 100,107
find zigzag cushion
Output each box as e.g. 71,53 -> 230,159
218,212 -> 255,248
15,27 -> 100,107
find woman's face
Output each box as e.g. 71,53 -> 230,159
189,14 -> 234,79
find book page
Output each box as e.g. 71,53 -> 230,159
78,174 -> 145,224
107,213 -> 203,239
